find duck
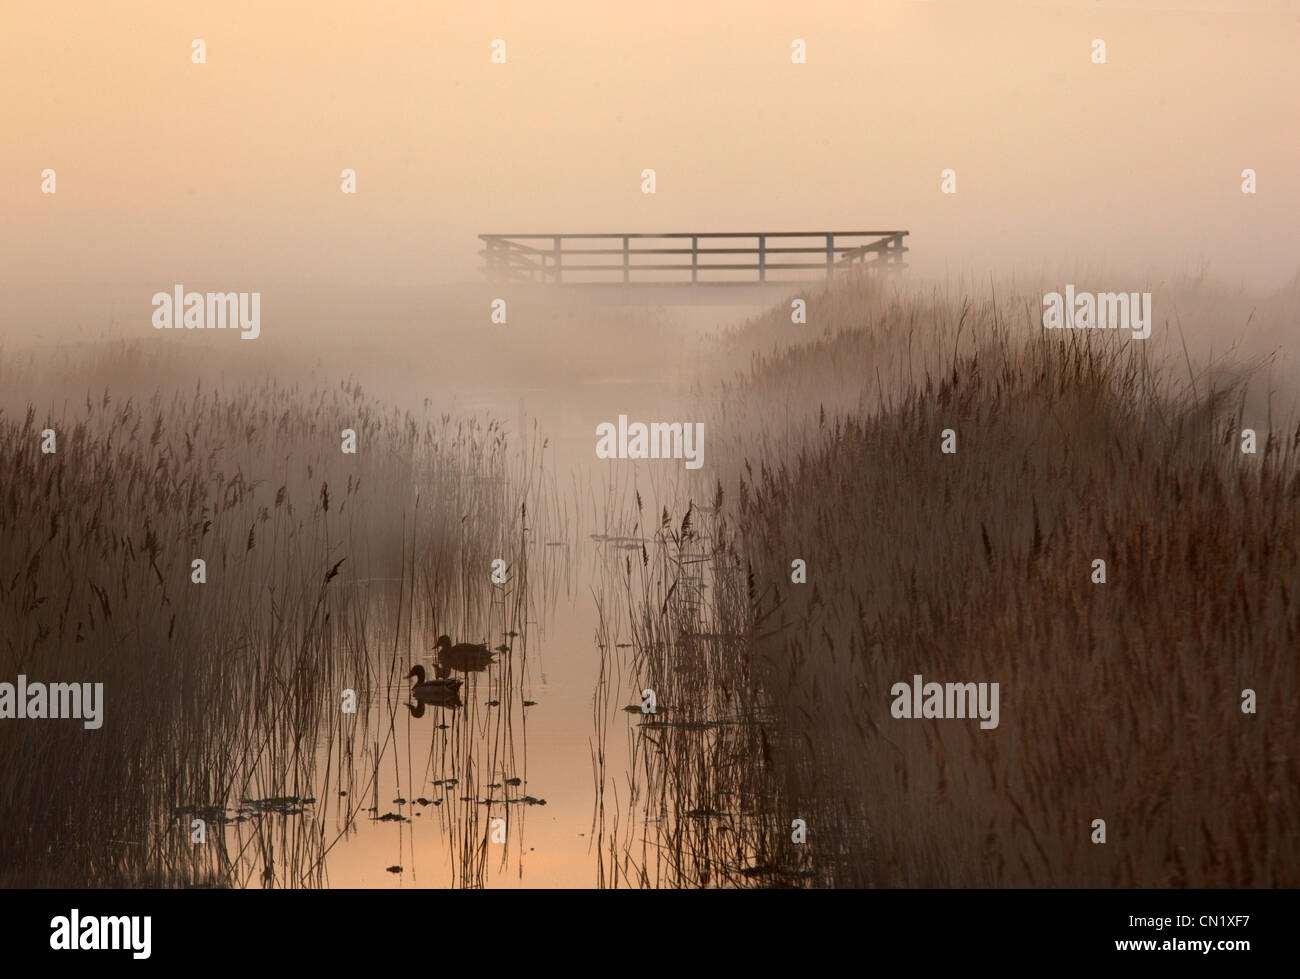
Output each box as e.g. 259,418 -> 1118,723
406,663 -> 464,697
433,635 -> 497,673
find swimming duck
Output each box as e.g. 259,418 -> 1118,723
433,635 -> 497,673
407,664 -> 464,697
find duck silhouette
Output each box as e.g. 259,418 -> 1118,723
405,662 -> 463,715
433,635 -> 497,673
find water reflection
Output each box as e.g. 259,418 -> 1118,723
160,481 -> 575,890
399,627 -> 528,889
406,686 -> 463,715
590,495 -> 814,888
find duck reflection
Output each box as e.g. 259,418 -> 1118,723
406,691 -> 462,716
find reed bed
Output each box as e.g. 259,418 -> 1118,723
617,273 -> 1299,887
591,475 -> 813,888
0,359 -> 538,887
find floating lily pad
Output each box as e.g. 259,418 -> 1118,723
172,804 -> 228,822
237,796 -> 314,817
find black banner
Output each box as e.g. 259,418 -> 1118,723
0,888 -> 1288,967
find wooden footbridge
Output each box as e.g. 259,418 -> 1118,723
479,230 -> 908,303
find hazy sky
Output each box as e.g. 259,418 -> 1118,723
3,0 -> 1298,293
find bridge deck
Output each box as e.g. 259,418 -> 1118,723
486,280 -> 835,307
480,231 -> 908,286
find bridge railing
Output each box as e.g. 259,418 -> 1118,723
478,231 -> 908,284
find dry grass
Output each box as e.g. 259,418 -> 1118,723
625,272 -> 1299,887
0,360 -> 534,887
592,490 -> 801,888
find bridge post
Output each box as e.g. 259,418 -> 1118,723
758,234 -> 766,282
826,234 -> 834,280
553,236 -> 562,283
691,236 -> 698,283
623,236 -> 629,283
